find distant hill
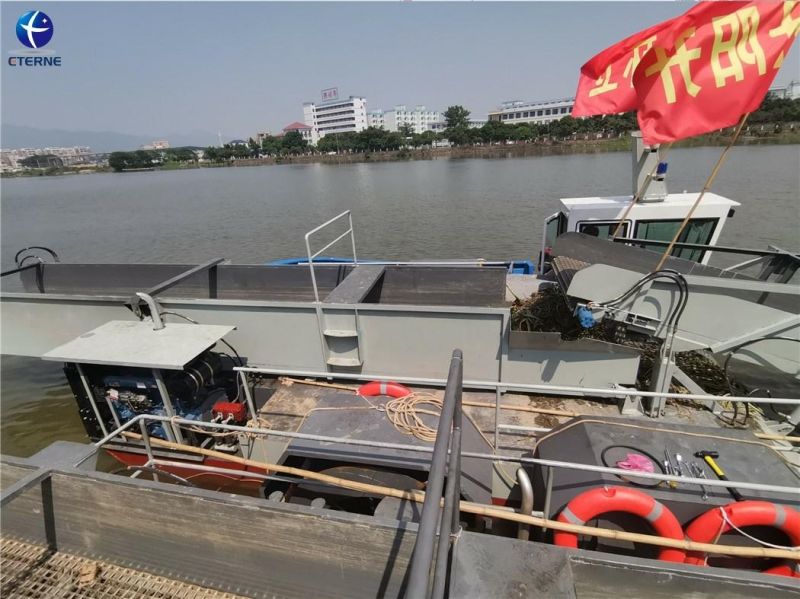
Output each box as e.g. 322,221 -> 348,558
1,124 -> 220,153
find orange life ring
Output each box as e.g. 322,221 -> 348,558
554,486 -> 686,563
684,501 -> 800,578
357,381 -> 412,398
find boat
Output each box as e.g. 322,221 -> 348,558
1,135 -> 798,597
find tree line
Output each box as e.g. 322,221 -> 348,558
108,147 -> 198,171
109,95 -> 799,170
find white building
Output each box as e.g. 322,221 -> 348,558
141,140 -> 170,150
0,146 -> 93,172
488,98 -> 575,125
303,95 -> 368,144
278,122 -> 314,145
368,105 -> 443,134
768,80 -> 800,100
429,120 -> 486,133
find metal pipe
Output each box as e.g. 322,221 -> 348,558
431,427 -> 462,599
76,363 -> 111,437
407,350 -> 462,599
238,370 -> 259,422
498,424 -> 552,433
493,387 -> 501,452
138,420 -> 158,482
100,413 -> 799,495
542,466 -> 554,532
516,467 -> 533,541
233,365 -> 800,406
152,369 -> 180,443
135,292 -> 164,330
311,229 -> 354,260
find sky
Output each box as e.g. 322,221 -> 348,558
1,1 -> 799,144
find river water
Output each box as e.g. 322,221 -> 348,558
1,145 -> 798,456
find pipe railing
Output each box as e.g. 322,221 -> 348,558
407,350 -> 463,599
80,412 -> 799,496
232,365 -> 800,406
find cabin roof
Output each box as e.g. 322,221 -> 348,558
559,192 -> 740,211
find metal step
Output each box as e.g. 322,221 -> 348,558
324,329 -> 359,338
326,356 -> 363,367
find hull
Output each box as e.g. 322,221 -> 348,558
106,448 -> 267,491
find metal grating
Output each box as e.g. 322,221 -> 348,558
1,538 -> 249,599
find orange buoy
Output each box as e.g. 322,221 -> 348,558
554,486 -> 685,563
357,381 -> 412,399
684,501 -> 800,577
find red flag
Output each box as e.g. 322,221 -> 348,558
571,7 -> 703,117
633,1 -> 799,143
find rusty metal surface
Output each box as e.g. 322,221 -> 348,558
0,538 -> 248,599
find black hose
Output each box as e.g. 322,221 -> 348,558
722,336 -> 799,424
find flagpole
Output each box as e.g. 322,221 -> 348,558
652,113 -> 749,272
611,141 -> 673,239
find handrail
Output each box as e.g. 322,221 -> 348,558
232,365 -> 800,406
128,257 -> 225,309
407,349 -> 463,599
82,412 -> 798,494
304,211 -> 358,303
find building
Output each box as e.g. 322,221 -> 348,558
303,95 -> 368,144
0,146 -> 93,172
429,119 -> 487,133
277,122 -> 314,145
140,140 -> 170,150
768,80 -> 800,100
488,98 -> 575,125
367,105 -> 443,134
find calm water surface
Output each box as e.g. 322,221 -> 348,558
2,145 -> 798,455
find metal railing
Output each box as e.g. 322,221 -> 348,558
304,211 -> 358,304
406,350 -> 463,599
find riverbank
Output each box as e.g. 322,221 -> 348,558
3,128 -> 798,177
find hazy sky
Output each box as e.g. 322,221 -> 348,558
2,1 -> 798,140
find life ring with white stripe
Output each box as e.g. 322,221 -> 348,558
357,381 -> 412,398
684,501 -> 800,577
554,486 -> 686,563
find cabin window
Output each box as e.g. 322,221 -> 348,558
634,218 -> 718,262
578,221 -> 629,240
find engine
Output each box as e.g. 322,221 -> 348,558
64,351 -> 241,443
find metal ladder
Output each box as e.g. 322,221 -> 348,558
305,211 -> 367,369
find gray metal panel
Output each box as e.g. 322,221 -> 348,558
534,416 -> 800,525
41,320 -> 235,369
503,332 -> 641,387
452,531 -> 800,599
1,468 -> 416,599
21,263 -> 349,301
451,531 -> 576,598
285,393 -> 494,503
353,308 -> 505,381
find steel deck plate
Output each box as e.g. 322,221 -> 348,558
41,320 -> 235,370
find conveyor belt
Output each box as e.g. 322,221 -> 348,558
0,538 -> 247,599
551,256 -> 591,294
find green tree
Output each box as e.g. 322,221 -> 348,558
260,135 -> 281,156
280,130 -> 309,155
443,105 -> 471,129
398,123 -> 414,138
